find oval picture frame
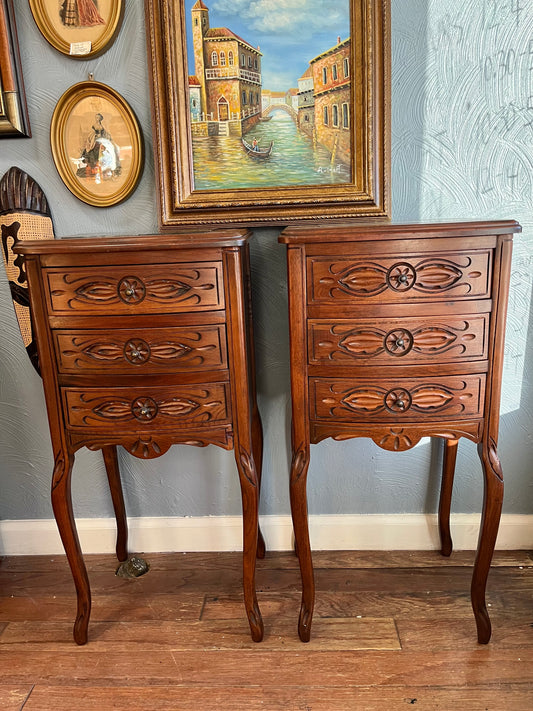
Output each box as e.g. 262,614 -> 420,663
50,80 -> 143,207
29,0 -> 124,59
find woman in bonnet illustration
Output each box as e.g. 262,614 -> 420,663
60,0 -> 105,27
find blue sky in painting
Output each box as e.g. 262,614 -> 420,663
185,0 -> 350,91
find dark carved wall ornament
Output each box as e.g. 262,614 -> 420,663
0,167 -> 54,373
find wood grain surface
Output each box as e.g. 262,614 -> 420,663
1,550 -> 532,709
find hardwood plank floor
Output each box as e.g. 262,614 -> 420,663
1,550 -> 532,709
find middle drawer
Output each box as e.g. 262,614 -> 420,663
308,314 -> 489,366
54,325 -> 227,374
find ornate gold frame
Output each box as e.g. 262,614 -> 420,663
50,79 -> 143,207
0,0 -> 30,137
29,0 -> 124,59
146,0 -> 390,227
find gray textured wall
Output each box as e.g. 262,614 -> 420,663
0,1 -> 531,522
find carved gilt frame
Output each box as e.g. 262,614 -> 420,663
0,0 -> 30,138
50,79 -> 143,207
146,0 -> 390,227
29,0 -> 124,59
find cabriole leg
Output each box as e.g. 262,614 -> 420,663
472,438 -> 504,644
438,438 -> 458,557
51,451 -> 91,645
101,445 -> 128,563
290,443 -> 314,642
235,446 -> 264,642
251,406 -> 266,560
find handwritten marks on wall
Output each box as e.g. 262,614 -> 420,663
394,0 -> 533,414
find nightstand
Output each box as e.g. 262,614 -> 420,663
14,231 -> 264,644
279,220 -> 520,644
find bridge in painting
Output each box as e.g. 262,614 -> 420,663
262,103 -> 298,120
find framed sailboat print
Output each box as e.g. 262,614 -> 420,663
146,0 -> 390,226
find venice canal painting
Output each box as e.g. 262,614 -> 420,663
185,0 -> 351,190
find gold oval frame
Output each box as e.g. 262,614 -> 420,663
29,0 -> 124,59
50,80 -> 143,207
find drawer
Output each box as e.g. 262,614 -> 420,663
63,383 -> 230,431
44,263 -> 224,315
308,250 -> 492,304
308,315 -> 489,365
54,325 -> 227,374
310,375 -> 485,422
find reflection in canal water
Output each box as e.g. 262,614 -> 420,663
192,111 -> 351,190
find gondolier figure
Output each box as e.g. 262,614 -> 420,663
252,138 -> 259,151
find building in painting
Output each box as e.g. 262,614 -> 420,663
191,0 -> 262,136
286,88 -> 299,113
297,66 -> 314,135
188,76 -> 201,121
310,37 -> 351,164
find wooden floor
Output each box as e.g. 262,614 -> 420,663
1,549 -> 533,709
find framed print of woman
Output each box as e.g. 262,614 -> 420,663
29,0 -> 124,58
60,0 -> 105,28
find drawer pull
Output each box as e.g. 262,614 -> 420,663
384,329 -> 414,356
385,389 -> 412,413
124,339 -> 151,364
387,263 -> 416,291
118,276 -> 147,304
132,397 -> 158,421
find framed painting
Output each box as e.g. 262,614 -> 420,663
146,0 -> 390,227
29,0 -> 124,58
50,79 -> 143,207
0,0 -> 31,137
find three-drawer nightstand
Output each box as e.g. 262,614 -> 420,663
279,220 -> 520,644
14,231 -> 265,644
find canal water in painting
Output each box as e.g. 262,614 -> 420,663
192,111 -> 351,191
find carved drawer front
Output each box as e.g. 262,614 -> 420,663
63,384 -> 230,431
308,251 -> 491,304
310,375 -> 486,423
308,315 -> 489,365
44,263 -> 224,315
54,325 -> 227,374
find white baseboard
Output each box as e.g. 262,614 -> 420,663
1,514 -> 532,556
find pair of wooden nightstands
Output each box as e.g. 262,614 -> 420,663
15,219 -> 519,645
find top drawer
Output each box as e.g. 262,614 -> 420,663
43,263 -> 224,315
308,250 -> 492,305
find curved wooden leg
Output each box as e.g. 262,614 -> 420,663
251,406 -> 266,560
51,451 -> 91,645
101,445 -> 128,563
235,446 -> 264,642
438,438 -> 458,557
290,443 -> 314,642
472,439 -> 504,644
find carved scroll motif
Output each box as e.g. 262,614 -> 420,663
48,265 -> 222,313
291,444 -> 309,481
314,252 -> 490,301
311,420 -> 483,448
238,446 -> 257,487
333,259 -> 464,296
65,385 -> 228,429
56,326 -> 225,372
71,428 -> 234,457
310,317 -> 487,364
313,376 -> 485,421
75,276 -> 195,305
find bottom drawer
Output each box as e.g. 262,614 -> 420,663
63,384 -> 230,431
310,375 -> 485,422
